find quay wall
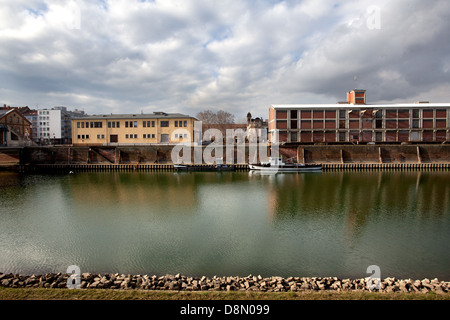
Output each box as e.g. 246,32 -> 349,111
1,144 -> 450,172
292,144 -> 450,164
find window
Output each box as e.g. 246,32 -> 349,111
108,122 -> 111,128
81,122 -> 85,128
134,134 -> 137,139
175,121 -> 178,127
134,121 -> 138,128
152,121 -> 155,127
125,121 -> 129,128
276,110 -> 288,119
161,121 -> 169,127
125,134 -> 129,139
184,121 -> 187,127
143,121 -> 146,127
290,110 -> 298,119
94,122 -> 102,128
77,122 -> 80,128
77,135 -> 81,139
116,121 -> 120,128
86,135 -> 89,139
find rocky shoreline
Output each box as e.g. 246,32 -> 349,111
1,272 -> 449,293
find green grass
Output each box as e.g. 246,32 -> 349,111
0,287 -> 448,300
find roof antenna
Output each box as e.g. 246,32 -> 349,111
354,75 -> 358,89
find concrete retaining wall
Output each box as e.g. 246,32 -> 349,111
293,144 -> 450,164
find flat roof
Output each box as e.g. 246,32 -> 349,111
73,113 -> 197,120
271,103 -> 450,109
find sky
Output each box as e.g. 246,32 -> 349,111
1,0 -> 450,122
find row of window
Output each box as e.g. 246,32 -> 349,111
277,109 -> 449,120
77,133 -> 188,140
277,118 -> 448,130
76,121 -> 103,128
77,120 -> 189,129
280,130 -> 448,143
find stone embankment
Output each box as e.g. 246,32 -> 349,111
0,272 -> 448,293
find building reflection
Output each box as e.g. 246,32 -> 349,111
68,171 -> 251,215
262,171 -> 450,241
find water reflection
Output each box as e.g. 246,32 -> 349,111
0,170 -> 449,279
259,171 -> 450,220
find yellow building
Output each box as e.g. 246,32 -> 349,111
72,112 -> 197,146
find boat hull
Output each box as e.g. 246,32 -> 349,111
249,164 -> 322,172
174,164 -> 235,172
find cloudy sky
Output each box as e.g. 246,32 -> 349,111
1,0 -> 449,121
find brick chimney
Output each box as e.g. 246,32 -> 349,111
347,89 -> 366,104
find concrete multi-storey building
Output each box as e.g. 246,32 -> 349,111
269,89 -> 450,144
37,106 -> 86,144
71,112 -> 197,146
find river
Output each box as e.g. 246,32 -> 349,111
0,170 -> 449,280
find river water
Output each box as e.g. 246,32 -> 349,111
0,170 -> 449,280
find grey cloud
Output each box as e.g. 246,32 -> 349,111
1,0 -> 449,120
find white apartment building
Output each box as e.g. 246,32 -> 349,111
37,106 -> 86,144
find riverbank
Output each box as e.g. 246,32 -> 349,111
1,287 -> 448,300
1,272 -> 448,296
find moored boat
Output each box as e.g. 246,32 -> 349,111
174,163 -> 234,171
249,157 -> 322,172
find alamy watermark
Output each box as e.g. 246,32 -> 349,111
170,121 -> 280,170
366,265 -> 381,290
67,265 -> 81,289
366,5 -> 381,30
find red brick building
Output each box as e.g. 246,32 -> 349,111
269,89 -> 450,144
0,108 -> 33,146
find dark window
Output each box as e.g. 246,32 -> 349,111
290,110 -> 297,119
161,121 -> 169,127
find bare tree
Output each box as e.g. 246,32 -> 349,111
196,110 -> 218,124
216,110 -> 235,124
196,109 -> 235,124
